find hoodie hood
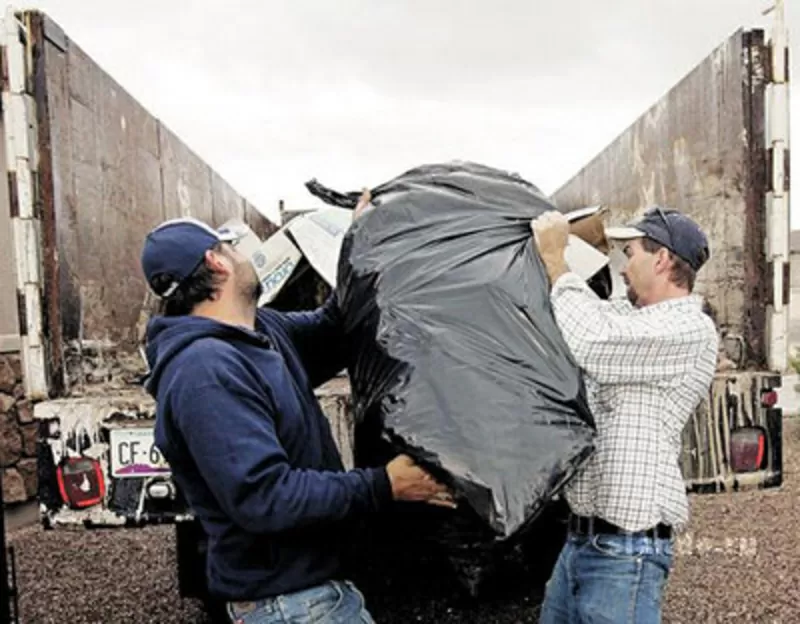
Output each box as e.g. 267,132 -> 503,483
144,315 -> 269,397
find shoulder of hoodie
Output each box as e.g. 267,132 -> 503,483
255,307 -> 293,338
166,335 -> 265,386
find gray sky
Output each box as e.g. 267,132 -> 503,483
23,0 -> 799,225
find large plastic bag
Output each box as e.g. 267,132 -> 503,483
306,162 -> 598,590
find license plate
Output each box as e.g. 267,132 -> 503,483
108,428 -> 170,478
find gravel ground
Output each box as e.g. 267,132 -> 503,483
8,418 -> 800,623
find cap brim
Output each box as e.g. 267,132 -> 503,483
216,224 -> 248,243
604,226 -> 645,240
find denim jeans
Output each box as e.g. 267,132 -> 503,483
539,532 -> 674,624
225,580 -> 375,623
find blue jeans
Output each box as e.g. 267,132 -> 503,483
225,580 -> 374,623
539,532 -> 674,624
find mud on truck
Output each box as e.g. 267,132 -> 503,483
0,4 -> 787,620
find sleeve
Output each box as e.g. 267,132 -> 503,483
277,293 -> 350,387
549,273 -> 715,384
172,379 -> 392,534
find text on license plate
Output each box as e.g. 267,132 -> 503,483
109,428 -> 170,478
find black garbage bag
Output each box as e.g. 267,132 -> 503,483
306,162 -> 597,592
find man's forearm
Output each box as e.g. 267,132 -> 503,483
540,252 -> 569,286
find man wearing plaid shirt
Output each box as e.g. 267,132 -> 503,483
531,207 -> 719,624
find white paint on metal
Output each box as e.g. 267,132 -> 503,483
177,177 -> 191,212
765,0 -> 791,372
3,12 -> 25,93
2,7 -> 47,398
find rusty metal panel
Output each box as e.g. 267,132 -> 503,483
551,30 -> 768,369
245,199 -> 279,240
35,20 -> 78,382
159,126 -> 213,222
33,12 -> 271,396
62,42 -> 164,348
38,31 -> 165,360
210,170 -> 244,227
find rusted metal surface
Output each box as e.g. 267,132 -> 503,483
551,29 -> 769,370
741,31 -> 770,369
210,170 -> 244,226
159,125 -> 213,223
245,199 -> 279,240
39,34 -> 164,351
32,13 -> 65,393
30,11 -> 267,395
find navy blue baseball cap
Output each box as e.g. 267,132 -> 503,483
605,206 -> 710,271
140,217 -> 243,298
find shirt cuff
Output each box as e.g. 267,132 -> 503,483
550,272 -> 586,298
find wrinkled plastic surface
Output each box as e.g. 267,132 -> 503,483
307,162 -> 596,588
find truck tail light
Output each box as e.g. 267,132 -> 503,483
760,390 -> 778,408
56,457 -> 106,509
729,427 -> 766,473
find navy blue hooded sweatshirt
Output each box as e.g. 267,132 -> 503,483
144,296 -> 392,601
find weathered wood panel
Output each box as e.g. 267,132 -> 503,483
551,30 -> 768,369
34,14 -> 270,395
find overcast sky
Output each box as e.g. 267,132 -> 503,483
23,0 -> 800,225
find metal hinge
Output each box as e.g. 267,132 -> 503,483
766,147 -> 791,193
6,171 -> 17,218
763,41 -> 790,84
762,1 -> 789,84
15,290 -> 26,336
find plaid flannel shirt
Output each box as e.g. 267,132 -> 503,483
551,273 -> 719,533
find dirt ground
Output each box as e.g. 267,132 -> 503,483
7,418 -> 799,623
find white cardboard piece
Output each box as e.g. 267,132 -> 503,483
561,204 -> 610,280
564,235 -> 609,281
252,230 -> 303,306
219,217 -> 303,305
285,207 -> 353,287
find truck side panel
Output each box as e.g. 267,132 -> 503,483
550,28 -> 783,492
160,124 -> 215,223
31,13 -> 278,396
550,29 -> 770,369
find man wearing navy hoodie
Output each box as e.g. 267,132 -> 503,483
140,209 -> 452,623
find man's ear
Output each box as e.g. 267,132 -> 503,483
653,247 -> 673,274
204,248 -> 232,276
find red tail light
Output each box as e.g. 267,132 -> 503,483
760,390 -> 778,408
729,427 -> 766,473
56,457 -> 106,509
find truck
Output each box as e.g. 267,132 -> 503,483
0,3 -> 785,622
